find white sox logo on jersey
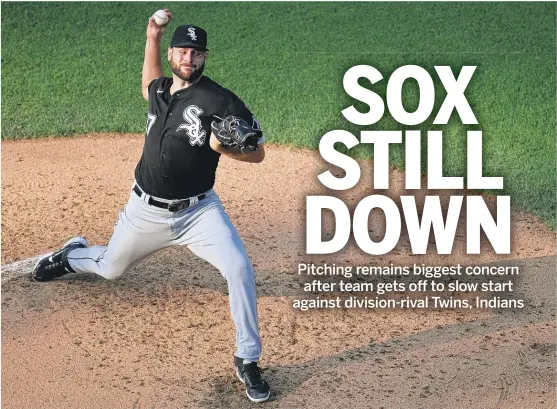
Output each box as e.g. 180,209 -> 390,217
177,105 -> 206,146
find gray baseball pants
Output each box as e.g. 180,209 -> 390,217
67,185 -> 262,361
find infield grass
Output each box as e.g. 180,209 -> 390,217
1,2 -> 555,227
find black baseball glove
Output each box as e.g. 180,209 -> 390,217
211,116 -> 261,151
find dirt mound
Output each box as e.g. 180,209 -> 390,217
2,134 -> 555,408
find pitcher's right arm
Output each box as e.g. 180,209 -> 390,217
142,9 -> 172,101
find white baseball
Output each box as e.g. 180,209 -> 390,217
153,10 -> 169,26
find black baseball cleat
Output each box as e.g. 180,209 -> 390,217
31,237 -> 88,282
234,355 -> 271,403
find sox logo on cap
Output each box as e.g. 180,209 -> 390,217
188,27 -> 197,40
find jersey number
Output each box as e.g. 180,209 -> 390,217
177,105 -> 206,146
146,113 -> 157,136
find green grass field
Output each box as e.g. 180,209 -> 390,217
1,2 -> 555,227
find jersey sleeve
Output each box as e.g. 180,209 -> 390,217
224,97 -> 265,144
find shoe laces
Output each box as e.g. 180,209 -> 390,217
45,254 -> 64,269
45,261 -> 63,270
243,363 -> 264,387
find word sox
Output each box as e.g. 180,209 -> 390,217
307,65 -> 509,255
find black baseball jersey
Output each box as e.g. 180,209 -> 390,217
134,75 -> 263,199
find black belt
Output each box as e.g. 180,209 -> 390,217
133,185 -> 206,212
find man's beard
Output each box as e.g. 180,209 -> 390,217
171,61 -> 205,83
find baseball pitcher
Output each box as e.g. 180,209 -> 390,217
32,9 -> 270,403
